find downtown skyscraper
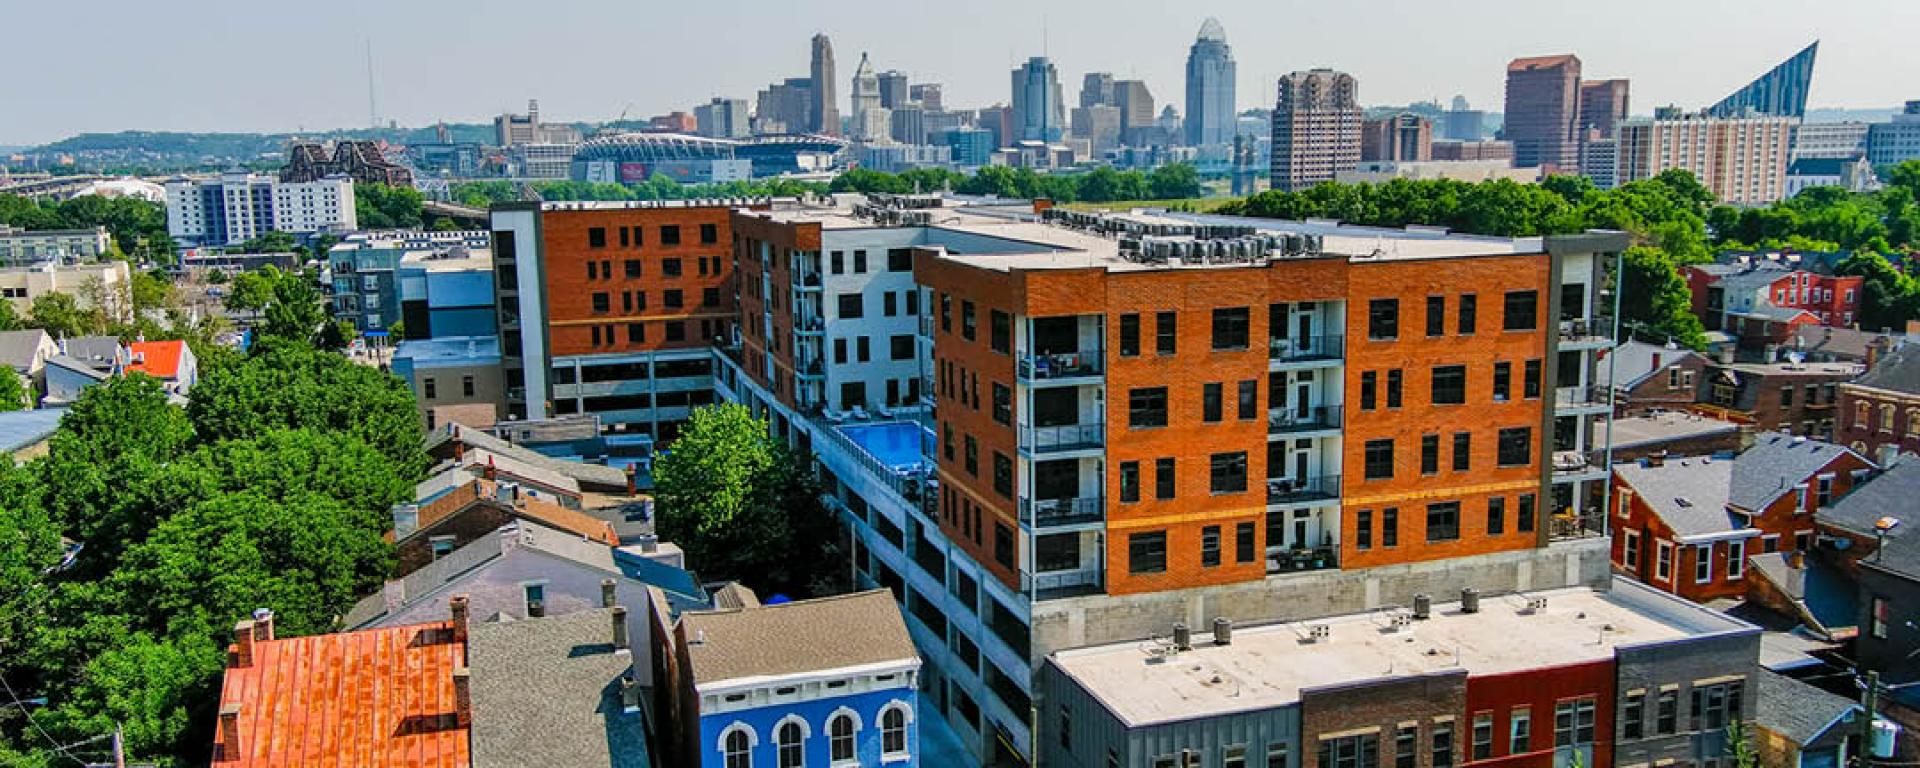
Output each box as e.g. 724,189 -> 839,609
1269,68 -> 1361,192
1504,54 -> 1582,171
1183,17 -> 1237,148
810,34 -> 840,136
1011,56 -> 1065,142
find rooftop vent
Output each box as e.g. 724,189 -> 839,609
1305,624 -> 1331,643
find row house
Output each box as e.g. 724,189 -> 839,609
1837,343 -> 1920,466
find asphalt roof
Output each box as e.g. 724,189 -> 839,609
1852,342 -> 1920,397
0,329 -> 50,371
1754,669 -> 1857,745
1826,457 -> 1920,581
426,423 -> 631,491
1713,264 -> 1795,294
678,589 -> 916,688
1728,433 -> 1857,512
0,408 -> 67,454
1783,326 -> 1885,362
1615,456 -> 1741,538
1601,340 -> 1700,389
468,609 -> 649,768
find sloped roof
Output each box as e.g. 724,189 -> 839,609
61,335 -> 123,368
0,408 -> 67,454
1615,456 -> 1742,538
1822,457 -> 1920,539
1785,326 -> 1884,362
212,621 -> 469,767
127,339 -> 187,379
425,423 -> 630,491
44,355 -> 109,382
401,477 -> 618,548
343,534 -> 502,628
1712,264 -> 1794,294
1602,340 -> 1700,389
0,329 -> 52,371
1852,342 -> 1920,397
1754,669 -> 1856,745
468,609 -> 649,768
1729,432 -> 1858,511
678,589 -> 917,688
1727,303 -> 1819,324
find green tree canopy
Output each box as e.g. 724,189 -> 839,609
353,183 -> 425,229
187,339 -> 425,473
1618,246 -> 1710,350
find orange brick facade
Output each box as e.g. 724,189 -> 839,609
537,206 -> 737,358
730,214 -> 822,412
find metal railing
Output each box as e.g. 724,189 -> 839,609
1266,474 -> 1342,505
1032,567 -> 1104,600
1268,334 -> 1345,362
1559,317 -> 1613,344
1017,352 -> 1103,381
1266,545 -> 1339,575
1551,449 -> 1603,477
1020,496 -> 1104,527
794,272 -> 823,289
1021,423 -> 1105,453
796,317 -> 825,335
1554,386 -> 1607,410
1550,510 -> 1606,541
1269,405 -> 1342,434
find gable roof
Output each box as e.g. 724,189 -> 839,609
467,608 -> 649,768
400,477 -> 618,548
1825,457 -> 1920,581
1713,264 -> 1795,294
1602,340 -> 1700,389
1728,432 -> 1859,511
1754,669 -> 1857,745
1852,342 -> 1920,397
1614,456 -> 1742,539
127,339 -> 187,379
1727,303 -> 1819,324
61,335 -> 124,368
0,329 -> 52,372
425,423 -> 631,491
1784,325 -> 1884,362
0,408 -> 67,454
213,620 -> 470,767
44,355 -> 109,382
678,589 -> 917,688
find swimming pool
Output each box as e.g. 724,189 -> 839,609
839,422 -> 934,473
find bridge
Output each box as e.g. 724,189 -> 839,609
0,174 -> 109,199
421,200 -> 488,228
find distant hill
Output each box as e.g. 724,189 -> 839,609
20,124 -> 500,171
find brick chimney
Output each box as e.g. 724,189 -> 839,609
1789,548 -> 1807,570
452,665 -> 472,729
625,464 -> 637,496
601,578 -> 617,608
230,620 -> 255,668
218,703 -> 241,759
251,609 -> 274,642
612,606 -> 630,651
449,594 -> 470,644
484,454 -> 497,481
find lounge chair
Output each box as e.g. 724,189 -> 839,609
850,406 -> 871,421
822,408 -> 846,424
876,404 -> 897,419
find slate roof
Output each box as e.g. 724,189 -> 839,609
1852,342 -> 1920,397
1827,457 -> 1920,581
60,335 -> 124,369
678,589 -> 917,688
1614,456 -> 1741,538
1714,264 -> 1795,295
468,609 -> 649,768
1784,326 -> 1884,362
1728,432 -> 1857,512
212,621 -> 469,767
426,423 -> 631,491
0,408 -> 67,454
1754,669 -> 1857,745
0,329 -> 51,372
343,534 -> 502,628
44,355 -> 108,382
1602,340 -> 1700,389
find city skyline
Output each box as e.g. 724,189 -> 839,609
4,0 -> 1919,145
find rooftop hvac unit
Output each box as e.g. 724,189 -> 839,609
1305,624 -> 1331,642
1172,622 -> 1192,651
1412,593 -> 1432,620
1524,595 -> 1549,614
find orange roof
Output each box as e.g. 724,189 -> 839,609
401,478 -> 619,547
127,340 -> 187,379
1508,54 -> 1579,71
213,621 -> 470,767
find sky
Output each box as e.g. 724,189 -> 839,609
5,0 -> 1918,146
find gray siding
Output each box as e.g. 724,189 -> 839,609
1040,658 -> 1301,768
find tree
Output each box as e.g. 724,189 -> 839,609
0,371 -> 27,411
1617,246 -> 1709,351
353,183 -> 425,230
1836,251 -> 1919,331
129,269 -> 175,314
235,230 -> 298,254
36,375 -> 195,567
1724,721 -> 1758,768
187,339 -> 425,473
1148,163 -> 1203,200
28,291 -> 91,339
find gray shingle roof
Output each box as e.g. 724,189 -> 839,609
1853,342 -> 1920,397
1601,340 -> 1700,390
1713,264 -> 1794,294
678,589 -> 917,688
1824,457 -> 1920,580
0,329 -> 51,372
1754,669 -> 1857,745
426,423 -> 631,490
468,608 -> 649,768
0,408 -> 67,454
1729,432 -> 1857,512
342,533 -> 502,627
1615,457 -> 1740,538
1783,326 -> 1884,362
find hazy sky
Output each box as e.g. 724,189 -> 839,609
5,0 -> 1917,145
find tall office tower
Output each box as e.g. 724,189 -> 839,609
754,77 -> 814,135
1071,105 -> 1123,155
1705,41 -> 1819,119
1113,80 -> 1156,145
1080,72 -> 1116,109
810,34 -> 840,136
976,106 -> 1015,149
1440,95 -> 1487,141
1011,57 -> 1065,142
1617,113 -> 1796,205
1269,69 -> 1362,192
1184,17 -> 1238,148
909,83 -> 944,112
877,70 -> 911,110
1868,101 -> 1920,166
496,99 -> 539,146
850,53 -> 882,140
489,201 -> 737,434
1360,114 -> 1433,162
1504,55 -> 1583,171
1578,79 -> 1630,138
693,97 -> 750,139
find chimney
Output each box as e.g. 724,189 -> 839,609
484,454 -> 497,481
1651,352 -> 1662,371
620,674 -> 643,713
450,594 -> 470,644
452,435 -> 465,462
638,534 -> 660,554
383,579 -> 406,612
612,606 -> 630,650
251,608 -> 274,642
452,665 -> 472,729
1789,549 -> 1807,570
392,503 -> 420,538
601,578 -> 618,608
218,704 -> 241,758
231,620 -> 255,668
625,464 -> 637,496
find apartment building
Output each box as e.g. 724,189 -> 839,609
1838,342 -> 1920,465
0,225 -> 112,265
711,196 -> 1626,760
490,200 -> 744,440
163,171 -> 356,247
1270,69 -> 1362,192
1616,114 -> 1795,205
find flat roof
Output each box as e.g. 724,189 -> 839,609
1049,583 -> 1747,728
1719,361 -> 1863,376
1601,410 -> 1741,449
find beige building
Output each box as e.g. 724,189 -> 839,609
1336,160 -> 1541,184
0,226 -> 113,266
1617,113 -> 1795,205
1269,68 -> 1362,191
0,260 -> 134,322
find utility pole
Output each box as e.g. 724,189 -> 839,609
1857,670 -> 1878,768
112,723 -> 126,768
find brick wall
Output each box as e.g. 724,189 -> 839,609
538,206 -> 736,358
1838,384 -> 1920,462
1299,671 -> 1467,768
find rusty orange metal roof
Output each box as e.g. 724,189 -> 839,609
127,340 -> 186,379
212,621 -> 470,767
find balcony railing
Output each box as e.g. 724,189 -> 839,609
1019,496 -> 1104,528
1266,545 -> 1339,575
1269,405 -> 1342,434
1550,509 -> 1606,541
1268,334 -> 1345,362
796,317 -> 825,335
1021,423 -> 1105,454
1551,449 -> 1603,478
1017,352 -> 1103,381
1554,386 -> 1608,411
1267,474 -> 1342,505
794,272 -> 823,290
1559,317 -> 1613,345
1032,567 -> 1103,600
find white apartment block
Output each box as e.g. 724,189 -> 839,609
0,226 -> 113,265
164,172 -> 357,248
1616,114 -> 1794,205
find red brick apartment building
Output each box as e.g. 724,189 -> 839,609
1685,262 -> 1865,336
490,200 -> 748,440
1838,342 -> 1920,465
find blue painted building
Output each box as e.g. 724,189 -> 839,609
675,589 -> 921,768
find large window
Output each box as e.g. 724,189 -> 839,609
1427,502 -> 1461,542
1554,698 -> 1596,747
1426,296 -> 1446,337
1318,734 -> 1379,768
1368,299 -> 1399,340
1432,365 -> 1467,405
830,714 -> 856,761
882,705 -> 909,756
1129,387 -> 1169,428
1129,531 -> 1167,574
725,727 -> 752,768
778,721 -> 804,768
1210,452 -> 1248,494
1502,290 -> 1538,331
838,293 -> 865,319
1212,307 -> 1250,350
1120,314 -> 1140,356
1365,440 -> 1395,480
1204,383 -> 1224,422
1690,680 -> 1743,732
1497,427 -> 1532,467
1156,312 -> 1178,355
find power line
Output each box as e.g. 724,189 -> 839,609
0,673 -> 88,766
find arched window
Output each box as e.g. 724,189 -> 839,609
1906,408 -> 1920,438
829,712 -> 857,762
723,725 -> 754,768
777,721 -> 805,768
1881,404 -> 1897,432
881,704 -> 909,756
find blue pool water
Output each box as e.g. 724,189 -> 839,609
840,422 -> 933,472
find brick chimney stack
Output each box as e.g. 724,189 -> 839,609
218,703 -> 241,758
625,464 -> 637,496
450,594 -> 471,644
612,606 -> 630,650
452,665 -> 472,729
251,608 -> 274,642
231,620 -> 255,668
601,578 -> 617,608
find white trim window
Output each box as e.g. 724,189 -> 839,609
1727,540 -> 1746,580
720,723 -> 758,768
880,700 -> 913,762
828,708 -> 862,766
1623,530 -> 1641,573
1655,541 -> 1673,582
1694,543 -> 1713,585
775,716 -> 811,768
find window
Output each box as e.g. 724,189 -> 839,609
1518,494 -> 1536,533
1523,360 -> 1542,399
1427,296 -> 1446,337
1365,440 -> 1394,480
1503,290 -> 1538,331
831,251 -> 846,274
1204,382 -> 1224,422
1781,385 -> 1794,408
1382,508 -> 1399,547
1510,708 -> 1531,754
1202,526 -> 1222,567
1156,312 -> 1178,355
1360,372 -> 1378,411
1320,733 -> 1379,768
1129,387 -> 1168,428
1155,458 -> 1175,500
588,227 -> 607,248
1493,361 -> 1511,401
964,435 -> 977,475
725,727 -> 752,768
1497,427 -> 1531,467
1212,308 -> 1250,350
1488,496 -> 1506,535
1427,501 -> 1461,542
1728,539 -> 1745,580
1356,509 -> 1373,550
853,250 -> 868,273
1129,531 -> 1167,574
1120,462 -> 1140,503
1237,522 -> 1256,563
1452,432 -> 1471,472
1622,692 -> 1645,740
1267,743 -> 1290,768
1656,541 -> 1674,581
962,301 -> 976,340
1421,434 -> 1440,474
1554,698 -> 1595,747
660,225 -> 681,245
883,292 -> 897,317
664,289 -> 684,309
1394,726 -> 1417,768
778,721 -> 804,768
990,311 -> 1010,354
882,706 -> 908,756
592,292 -> 611,313
1431,365 -> 1466,405
1691,681 -> 1743,732
1624,530 -> 1641,572
1655,689 -> 1678,735
1872,596 -> 1890,639
1369,299 -> 1399,340
663,258 -> 683,277
1210,452 -> 1247,494
891,334 -> 915,361
430,536 -> 456,560
1387,369 -> 1403,408
887,247 -> 912,271
1224,745 -> 1248,768
994,453 -> 1013,498
838,293 -> 865,319
1472,714 -> 1493,761
423,377 -> 437,400
829,712 -> 856,761
624,259 -> 642,278
1458,294 -> 1477,334
1238,381 -> 1258,420
1120,314 -> 1140,356
1694,543 -> 1712,584
1431,721 -> 1454,768
992,383 -> 1011,425
993,523 -> 1013,568
700,223 -> 718,244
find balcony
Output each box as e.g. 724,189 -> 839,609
1019,496 -> 1104,528
1268,334 -> 1345,365
1266,545 -> 1339,575
795,317 -> 825,336
1017,352 -> 1103,384
1550,509 -> 1606,542
794,272 -> 824,291
1266,474 -> 1342,505
1020,423 -> 1105,456
1558,317 -> 1613,349
797,359 -> 825,379
1551,450 -> 1607,483
1269,405 -> 1342,436
1554,386 -> 1610,415
1032,566 -> 1103,601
